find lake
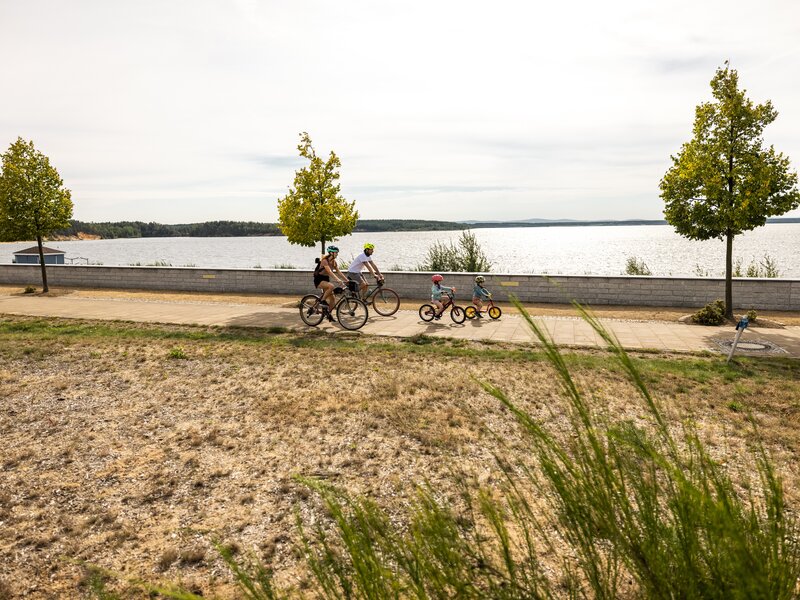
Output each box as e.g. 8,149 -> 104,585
2,224 -> 798,278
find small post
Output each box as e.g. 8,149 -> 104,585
726,316 -> 749,364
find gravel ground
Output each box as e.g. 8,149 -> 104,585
0,315 -> 798,598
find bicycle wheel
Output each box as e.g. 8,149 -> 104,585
464,306 -> 477,319
451,306 -> 466,324
336,297 -> 369,330
371,287 -> 400,316
300,294 -> 325,326
419,304 -> 436,322
488,306 -> 502,319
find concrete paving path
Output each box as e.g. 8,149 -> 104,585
2,294 -> 799,358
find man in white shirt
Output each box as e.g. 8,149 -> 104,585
347,243 -> 384,298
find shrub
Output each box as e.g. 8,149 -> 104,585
736,254 -> 780,278
23,286 -> 36,294
692,299 -> 726,325
746,309 -> 758,322
418,230 -> 492,272
624,256 -> 652,276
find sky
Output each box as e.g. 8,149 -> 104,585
1,0 -> 799,224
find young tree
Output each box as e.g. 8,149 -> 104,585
0,138 -> 73,292
277,132 -> 358,255
660,64 -> 799,319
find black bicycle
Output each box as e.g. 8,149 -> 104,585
419,290 -> 466,324
299,284 -> 369,330
359,279 -> 400,316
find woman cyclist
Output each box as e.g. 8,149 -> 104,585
314,246 -> 347,321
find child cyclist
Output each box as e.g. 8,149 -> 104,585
430,274 -> 455,319
472,275 -> 492,318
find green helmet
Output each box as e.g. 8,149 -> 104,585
327,245 -> 339,253
364,243 -> 374,250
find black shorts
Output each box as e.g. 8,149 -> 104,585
314,274 -> 329,288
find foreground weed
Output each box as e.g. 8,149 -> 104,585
167,347 -> 188,360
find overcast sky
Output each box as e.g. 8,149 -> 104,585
1,0 -> 799,223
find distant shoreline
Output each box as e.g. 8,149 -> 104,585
47,217 -> 800,240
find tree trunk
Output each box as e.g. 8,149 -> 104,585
320,237 -> 326,255
724,231 -> 733,320
36,234 -> 49,293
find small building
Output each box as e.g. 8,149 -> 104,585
12,246 -> 66,265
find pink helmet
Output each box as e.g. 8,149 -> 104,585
431,274 -> 444,283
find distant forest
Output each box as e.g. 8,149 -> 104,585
55,219 -> 467,239
54,217 -> 800,239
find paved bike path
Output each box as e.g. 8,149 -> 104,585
2,294 -> 799,357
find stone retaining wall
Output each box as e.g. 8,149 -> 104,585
1,264 -> 798,310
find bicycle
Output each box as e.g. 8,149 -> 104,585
419,290 -> 466,324
299,283 -> 369,330
465,294 -> 502,320
358,279 -> 400,316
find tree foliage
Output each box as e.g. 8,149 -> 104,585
659,64 -> 799,318
277,133 -> 358,254
0,137 -> 73,291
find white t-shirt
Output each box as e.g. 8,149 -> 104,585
348,251 -> 373,274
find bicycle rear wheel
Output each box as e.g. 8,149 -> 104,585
371,287 -> 400,316
336,297 -> 369,330
419,304 -> 436,322
451,306 -> 466,324
464,306 -> 477,319
300,294 -> 324,326
488,306 -> 502,319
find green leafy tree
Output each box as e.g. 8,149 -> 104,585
0,138 -> 73,292
660,64 -> 799,319
277,132 -> 358,254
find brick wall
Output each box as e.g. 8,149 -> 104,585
1,264 -> 798,310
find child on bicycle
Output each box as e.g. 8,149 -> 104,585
430,274 -> 455,319
472,275 -> 492,318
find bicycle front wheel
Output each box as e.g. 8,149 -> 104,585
300,294 -> 324,326
451,306 -> 466,324
372,287 -> 400,316
488,306 -> 502,319
336,297 -> 369,330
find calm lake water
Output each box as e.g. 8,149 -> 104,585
2,224 -> 799,278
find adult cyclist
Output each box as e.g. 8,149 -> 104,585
347,242 -> 384,299
314,246 -> 347,321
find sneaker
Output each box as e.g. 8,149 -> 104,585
433,313 -> 441,320
477,312 -> 484,318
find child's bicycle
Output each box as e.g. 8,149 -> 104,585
419,290 -> 466,324
360,279 -> 400,316
465,295 -> 502,320
299,283 -> 369,330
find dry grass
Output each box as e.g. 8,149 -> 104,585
0,316 -> 797,597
